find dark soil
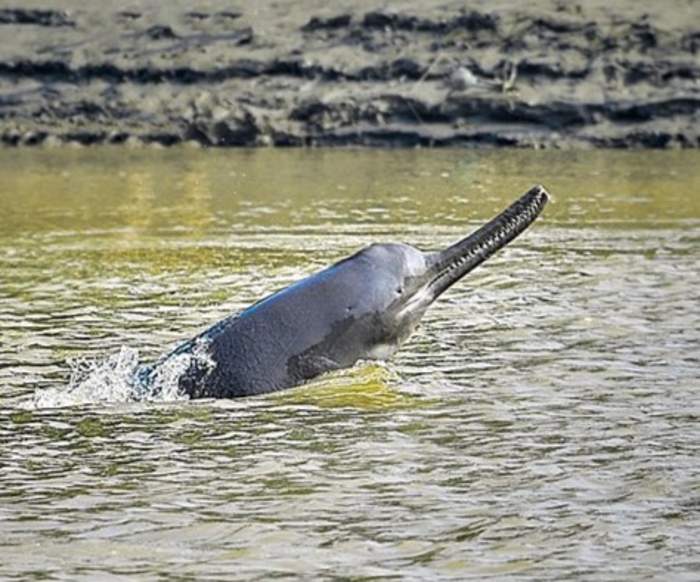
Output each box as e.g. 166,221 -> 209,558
1,0 -> 699,148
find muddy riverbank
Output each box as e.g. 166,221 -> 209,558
1,0 -> 699,148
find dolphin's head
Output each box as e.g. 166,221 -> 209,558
356,185 -> 550,354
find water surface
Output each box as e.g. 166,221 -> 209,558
1,148 -> 698,580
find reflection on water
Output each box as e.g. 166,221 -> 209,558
0,148 -> 698,579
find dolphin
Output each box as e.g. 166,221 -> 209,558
140,185 -> 549,399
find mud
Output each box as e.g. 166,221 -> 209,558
0,0 -> 698,148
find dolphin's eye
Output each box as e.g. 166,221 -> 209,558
396,287 -> 403,295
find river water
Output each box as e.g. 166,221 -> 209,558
0,148 -> 698,580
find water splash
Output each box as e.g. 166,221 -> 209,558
31,340 -> 215,409
32,346 -> 146,409
139,337 -> 216,402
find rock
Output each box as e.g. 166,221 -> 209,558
448,67 -> 479,90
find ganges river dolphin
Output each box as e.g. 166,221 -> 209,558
139,185 -> 549,399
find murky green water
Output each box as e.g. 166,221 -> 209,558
1,148 -> 698,580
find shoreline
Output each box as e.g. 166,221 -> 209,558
1,0 -> 699,148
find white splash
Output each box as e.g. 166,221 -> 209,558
32,346 -> 145,409
140,338 -> 216,402
32,340 -> 214,409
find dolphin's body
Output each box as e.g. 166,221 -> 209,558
141,186 -> 549,398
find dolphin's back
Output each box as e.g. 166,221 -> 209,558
156,251 -> 397,398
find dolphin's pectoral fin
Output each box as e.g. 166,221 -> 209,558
287,353 -> 341,383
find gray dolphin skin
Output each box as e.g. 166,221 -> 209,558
142,185 -> 549,399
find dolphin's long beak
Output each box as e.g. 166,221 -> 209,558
427,185 -> 550,298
